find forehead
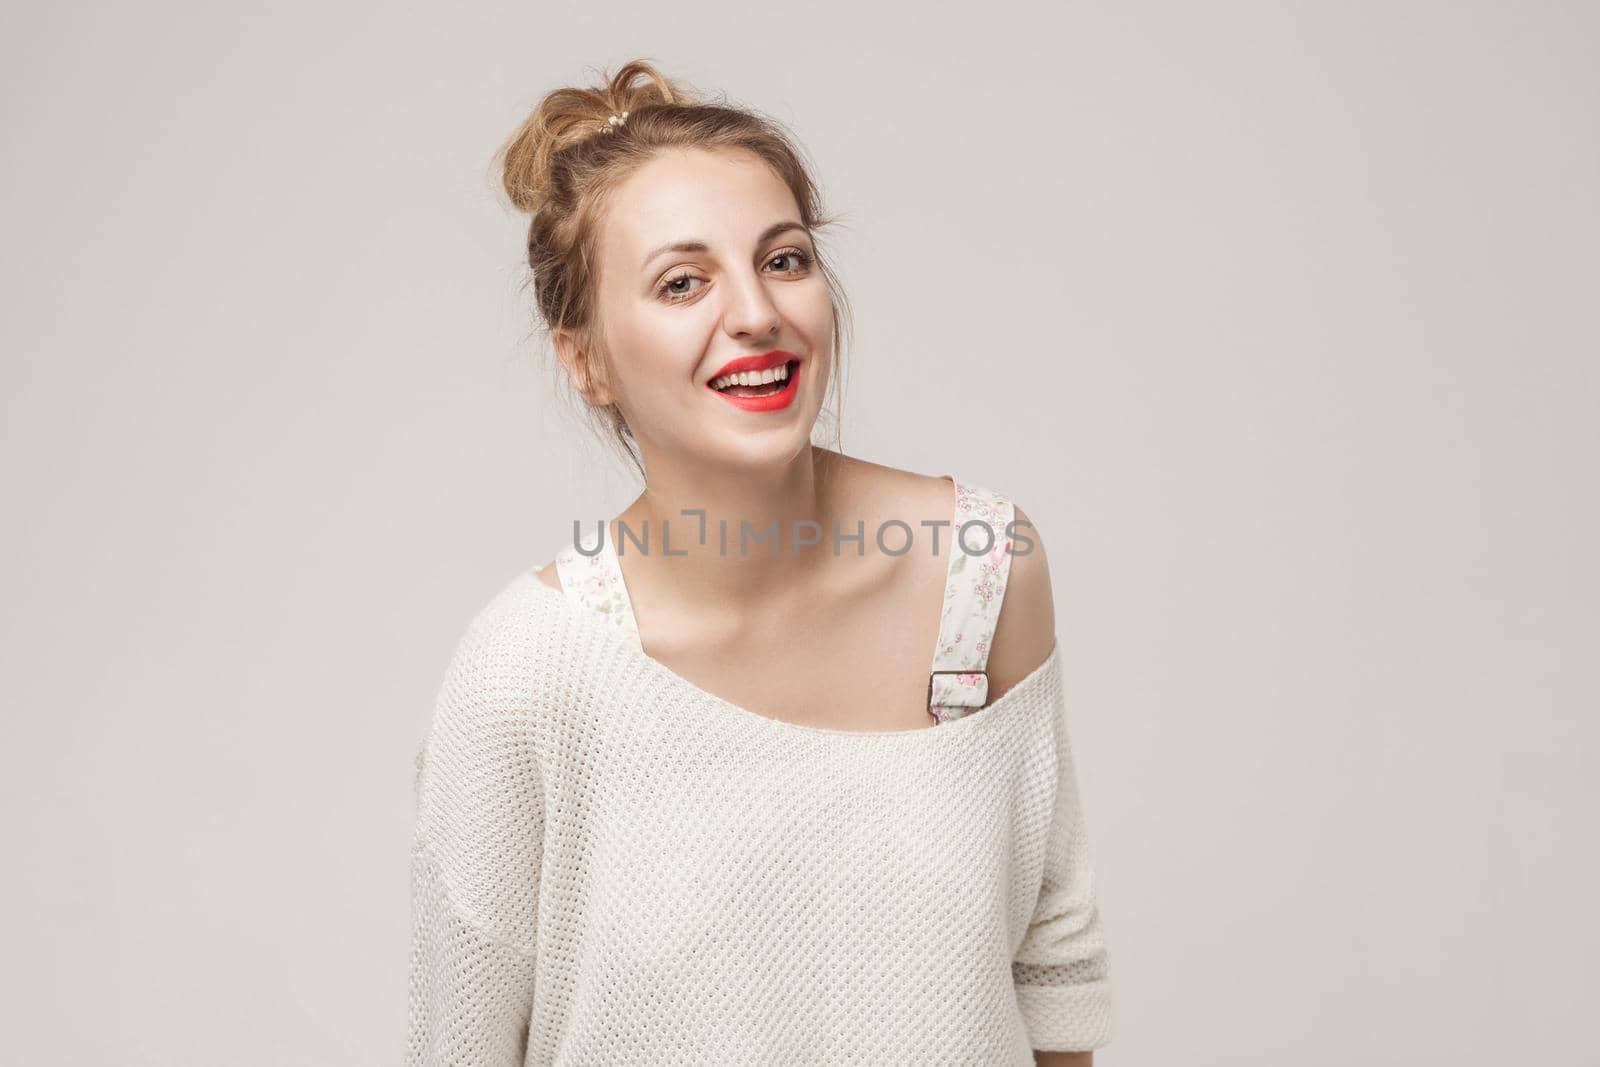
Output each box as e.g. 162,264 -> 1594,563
599,148 -> 801,266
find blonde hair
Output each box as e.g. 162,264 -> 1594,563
490,58 -> 854,479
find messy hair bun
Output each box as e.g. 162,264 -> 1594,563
495,60 -> 700,217
488,58 -> 853,478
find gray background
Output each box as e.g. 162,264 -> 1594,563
3,2 -> 1595,1064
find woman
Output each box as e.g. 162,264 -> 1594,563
407,59 -> 1114,1066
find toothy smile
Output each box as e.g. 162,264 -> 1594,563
709,360 -> 796,396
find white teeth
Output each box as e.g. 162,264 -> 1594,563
711,362 -> 791,391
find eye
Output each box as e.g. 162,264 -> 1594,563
657,270 -> 705,302
767,247 -> 814,273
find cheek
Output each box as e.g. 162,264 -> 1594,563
604,308 -> 706,397
799,292 -> 837,346
779,280 -> 834,336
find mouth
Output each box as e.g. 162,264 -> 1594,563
706,355 -> 802,412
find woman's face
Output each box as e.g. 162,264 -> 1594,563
580,148 -> 834,473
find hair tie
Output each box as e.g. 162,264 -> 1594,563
597,110 -> 629,135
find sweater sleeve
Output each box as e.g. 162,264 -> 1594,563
1011,691 -> 1115,1052
406,603 -> 545,1066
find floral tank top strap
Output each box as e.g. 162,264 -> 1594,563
553,527 -> 644,650
927,475 -> 1017,724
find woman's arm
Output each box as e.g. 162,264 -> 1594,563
406,602 -> 545,1065
407,829 -> 539,1063
998,506 -> 1116,1058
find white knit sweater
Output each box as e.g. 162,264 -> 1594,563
406,568 -> 1115,1065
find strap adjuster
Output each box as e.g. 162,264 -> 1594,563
927,668 -> 989,710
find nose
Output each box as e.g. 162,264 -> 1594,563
721,267 -> 781,341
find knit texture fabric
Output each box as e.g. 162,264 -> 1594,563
407,569 -> 1114,1065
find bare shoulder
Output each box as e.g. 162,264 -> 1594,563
843,454 -> 1057,702
985,500 -> 1056,703
534,560 -> 564,593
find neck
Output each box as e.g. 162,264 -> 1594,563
610,445 -> 849,612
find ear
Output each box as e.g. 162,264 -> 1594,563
551,327 -> 614,407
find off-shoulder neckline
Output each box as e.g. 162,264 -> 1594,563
521,572 -> 1060,743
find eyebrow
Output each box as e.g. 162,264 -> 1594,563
640,220 -> 809,271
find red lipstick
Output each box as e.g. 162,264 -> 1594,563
706,349 -> 801,413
